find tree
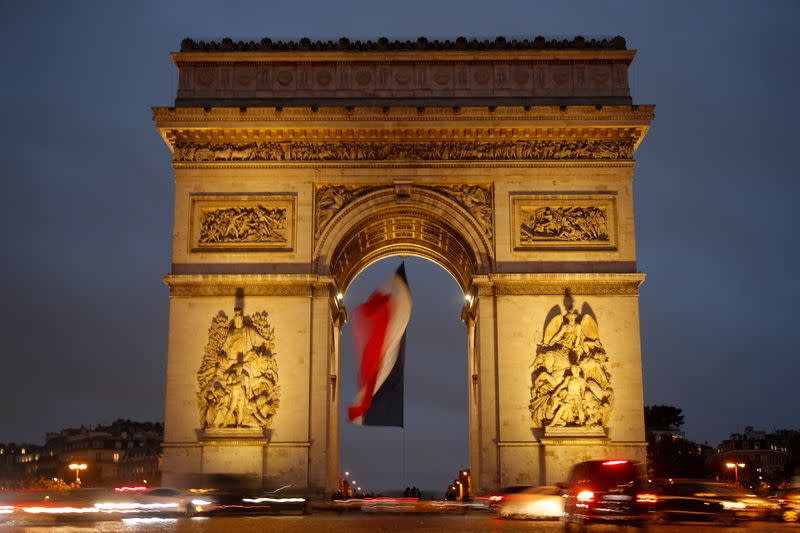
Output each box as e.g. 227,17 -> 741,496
647,434 -> 707,479
644,405 -> 704,479
644,405 -> 684,431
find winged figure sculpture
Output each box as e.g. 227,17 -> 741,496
530,304 -> 613,428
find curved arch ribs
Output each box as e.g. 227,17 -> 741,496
314,185 -> 493,292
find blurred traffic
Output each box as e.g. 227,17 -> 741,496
1,458 -> 798,527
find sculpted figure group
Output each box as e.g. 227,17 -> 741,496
199,206 -> 287,244
520,206 -> 608,243
197,309 -> 280,429
530,304 -> 613,428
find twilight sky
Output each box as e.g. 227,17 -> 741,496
1,0 -> 798,492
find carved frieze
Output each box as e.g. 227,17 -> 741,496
174,140 -> 635,163
512,194 -> 617,250
197,308 -> 280,430
189,195 -> 295,252
530,302 -> 613,429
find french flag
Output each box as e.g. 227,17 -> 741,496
347,263 -> 412,427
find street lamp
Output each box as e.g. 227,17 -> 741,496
726,462 -> 745,483
69,463 -> 87,484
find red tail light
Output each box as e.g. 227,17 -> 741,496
602,460 -> 628,466
489,495 -> 503,502
637,493 -> 658,504
577,490 -> 595,503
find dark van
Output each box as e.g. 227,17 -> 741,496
562,459 -> 655,531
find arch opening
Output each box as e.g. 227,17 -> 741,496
338,256 -> 469,495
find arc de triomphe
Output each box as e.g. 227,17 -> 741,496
153,36 -> 653,493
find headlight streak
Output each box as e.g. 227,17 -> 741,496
23,506 -> 100,514
19,501 -> 183,516
721,500 -> 746,510
121,517 -> 178,525
241,497 -> 306,503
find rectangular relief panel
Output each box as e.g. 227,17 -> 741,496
511,193 -> 617,251
189,194 -> 296,253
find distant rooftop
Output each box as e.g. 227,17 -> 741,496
180,35 -> 627,52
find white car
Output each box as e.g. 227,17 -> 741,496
497,485 -> 563,519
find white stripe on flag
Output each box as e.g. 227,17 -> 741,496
371,271 -> 412,395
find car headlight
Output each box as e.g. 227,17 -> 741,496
721,501 -> 746,510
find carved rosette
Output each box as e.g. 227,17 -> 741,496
174,140 -> 634,163
520,206 -> 608,243
530,302 -> 613,429
197,309 -> 280,430
199,206 -> 288,244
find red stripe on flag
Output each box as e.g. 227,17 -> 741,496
347,291 -> 391,422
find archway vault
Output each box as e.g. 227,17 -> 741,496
314,186 -> 493,293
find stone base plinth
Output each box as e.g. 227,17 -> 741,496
543,426 -> 607,438
201,427 -> 270,441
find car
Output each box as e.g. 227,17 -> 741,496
497,485 -> 563,519
192,488 -> 310,516
135,487 -> 206,516
486,485 -> 532,510
653,481 -> 776,524
776,488 -> 800,522
561,459 -> 655,531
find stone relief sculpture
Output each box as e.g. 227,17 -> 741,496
435,184 -> 493,239
520,206 -> 608,243
530,303 -> 613,428
314,185 -> 379,238
197,308 -> 280,429
174,140 -> 634,163
199,206 -> 287,244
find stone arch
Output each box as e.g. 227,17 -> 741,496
313,186 -> 493,292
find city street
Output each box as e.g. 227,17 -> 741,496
0,514 -> 797,533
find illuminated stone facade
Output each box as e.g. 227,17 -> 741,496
154,36 -> 653,492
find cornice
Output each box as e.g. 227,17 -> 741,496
472,272 -> 646,296
173,49 -> 636,64
171,160 -> 636,169
153,105 -> 653,161
153,105 -> 654,126
179,36 -> 629,53
163,273 -> 339,297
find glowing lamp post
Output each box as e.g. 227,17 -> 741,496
69,463 -> 87,484
726,462 -> 745,484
